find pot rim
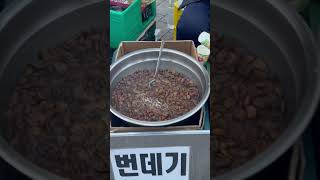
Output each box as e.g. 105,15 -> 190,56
213,0 -> 320,179
110,48 -> 211,126
0,0 -> 104,180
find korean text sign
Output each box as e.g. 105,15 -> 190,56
111,146 -> 190,180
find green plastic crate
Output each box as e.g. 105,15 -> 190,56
139,22 -> 156,41
110,0 -> 156,48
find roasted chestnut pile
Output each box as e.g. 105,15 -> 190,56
111,69 -> 200,121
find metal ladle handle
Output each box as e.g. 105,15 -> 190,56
148,40 -> 165,88
153,40 -> 165,79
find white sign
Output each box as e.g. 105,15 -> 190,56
110,146 -> 190,180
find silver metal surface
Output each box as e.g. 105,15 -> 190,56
213,0 -> 320,179
0,0 -> 105,180
110,130 -> 210,180
148,40 -> 165,88
110,48 -> 210,127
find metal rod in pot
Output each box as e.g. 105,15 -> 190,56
149,40 -> 165,88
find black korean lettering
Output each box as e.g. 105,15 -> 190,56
140,153 -> 157,176
165,152 -> 178,174
156,153 -> 162,175
181,153 -> 187,176
115,154 -> 139,177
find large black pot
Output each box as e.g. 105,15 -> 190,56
0,0 -> 106,179
212,0 -> 320,179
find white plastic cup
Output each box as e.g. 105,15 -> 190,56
198,32 -> 210,48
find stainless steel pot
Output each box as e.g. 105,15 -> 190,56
0,0 -> 106,179
212,0 -> 320,179
110,48 -> 210,126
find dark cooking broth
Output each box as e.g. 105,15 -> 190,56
111,69 -> 200,121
